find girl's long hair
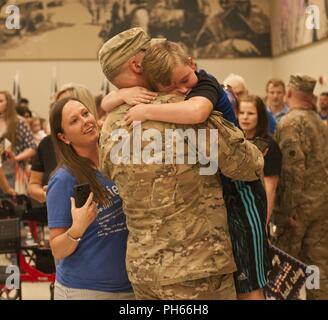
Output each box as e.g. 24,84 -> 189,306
238,95 -> 270,138
0,91 -> 19,147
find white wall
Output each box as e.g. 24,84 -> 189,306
0,60 -> 105,119
198,58 -> 273,97
0,43 -> 325,120
0,58 -> 272,119
272,39 -> 328,95
1,39 -> 326,120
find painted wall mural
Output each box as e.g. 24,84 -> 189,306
271,0 -> 328,56
1,0 -> 327,60
0,0 -> 272,60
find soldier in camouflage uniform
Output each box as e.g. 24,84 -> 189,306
273,75 -> 328,300
98,27 -> 264,300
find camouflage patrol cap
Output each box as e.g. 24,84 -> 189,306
99,28 -> 164,81
288,74 -> 317,93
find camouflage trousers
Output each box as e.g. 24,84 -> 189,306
273,204 -> 328,300
131,274 -> 236,300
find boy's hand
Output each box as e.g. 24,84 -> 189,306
124,103 -> 149,126
121,87 -> 157,106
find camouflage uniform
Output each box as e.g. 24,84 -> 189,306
274,75 -> 328,300
132,274 -> 236,300
98,27 -> 263,300
99,94 -> 264,299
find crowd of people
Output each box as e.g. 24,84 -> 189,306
0,27 -> 327,300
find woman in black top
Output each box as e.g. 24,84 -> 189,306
237,95 -> 282,226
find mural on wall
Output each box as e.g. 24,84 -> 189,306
0,0 -> 271,60
98,0 -> 272,58
271,0 -> 328,56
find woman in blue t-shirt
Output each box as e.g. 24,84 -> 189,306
47,97 -> 134,300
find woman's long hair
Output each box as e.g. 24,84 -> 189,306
238,95 -> 270,138
50,97 -> 110,206
0,91 -> 19,147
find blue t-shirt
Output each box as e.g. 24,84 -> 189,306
267,111 -> 277,135
46,167 -> 131,292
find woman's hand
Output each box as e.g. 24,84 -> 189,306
124,103 -> 150,126
69,192 -> 97,238
121,87 -> 157,106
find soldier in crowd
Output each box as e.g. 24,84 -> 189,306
318,92 -> 328,125
98,28 -> 264,300
274,75 -> 328,300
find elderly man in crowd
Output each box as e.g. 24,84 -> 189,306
98,28 -> 264,300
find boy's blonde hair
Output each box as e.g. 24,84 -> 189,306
142,41 -> 190,90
